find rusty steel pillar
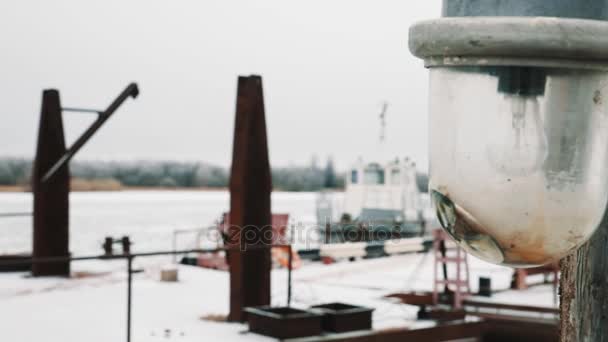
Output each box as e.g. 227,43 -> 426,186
32,89 -> 70,276
227,75 -> 272,322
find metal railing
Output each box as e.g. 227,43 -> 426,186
171,225 -> 221,262
0,212 -> 32,218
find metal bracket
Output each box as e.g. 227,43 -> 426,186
41,83 -> 139,182
62,107 -> 105,116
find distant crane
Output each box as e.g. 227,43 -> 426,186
379,101 -> 389,143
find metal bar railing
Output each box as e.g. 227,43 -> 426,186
171,226 -> 218,263
126,256 -> 133,342
0,212 -> 32,218
62,107 -> 104,114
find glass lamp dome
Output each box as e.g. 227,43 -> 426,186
410,17 -> 608,266
428,66 -> 608,266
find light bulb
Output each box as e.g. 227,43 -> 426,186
428,66 -> 608,267
486,94 -> 547,177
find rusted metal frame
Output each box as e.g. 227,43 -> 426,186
228,75 -> 272,322
463,299 -> 559,314
483,317 -> 558,342
286,317 -> 557,342
41,83 -> 139,182
285,321 -> 488,342
385,292 -> 435,306
472,312 -> 558,325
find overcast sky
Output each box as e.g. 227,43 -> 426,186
0,1 -> 440,171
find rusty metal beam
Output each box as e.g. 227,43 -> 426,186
483,318 -> 558,342
463,299 -> 558,315
285,321 -> 487,342
285,318 -> 557,342
32,89 -> 70,276
227,75 -> 272,322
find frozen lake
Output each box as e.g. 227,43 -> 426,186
0,190 -> 326,255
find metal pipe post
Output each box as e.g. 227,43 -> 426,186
127,255 -> 133,342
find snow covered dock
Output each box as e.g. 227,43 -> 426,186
0,252 -> 557,341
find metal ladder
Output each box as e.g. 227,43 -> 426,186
432,229 -> 471,309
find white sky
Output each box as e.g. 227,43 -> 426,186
0,1 -> 440,171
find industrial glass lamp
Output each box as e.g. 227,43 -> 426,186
410,17 -> 608,266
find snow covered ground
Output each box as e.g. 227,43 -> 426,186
0,252 -> 557,341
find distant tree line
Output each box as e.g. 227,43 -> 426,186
0,157 -> 345,191
272,158 -> 344,191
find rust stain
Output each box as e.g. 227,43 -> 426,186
502,235 -> 549,264
502,206 -> 550,265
